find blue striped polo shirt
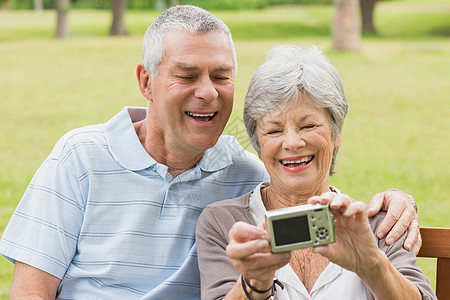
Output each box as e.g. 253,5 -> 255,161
0,107 -> 268,299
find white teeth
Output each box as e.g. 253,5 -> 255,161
187,112 -> 215,117
281,156 -> 313,165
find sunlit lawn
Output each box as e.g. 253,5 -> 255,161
1,1 -> 449,298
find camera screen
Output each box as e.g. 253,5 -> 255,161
272,215 -> 311,246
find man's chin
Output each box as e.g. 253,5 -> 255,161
190,135 -> 221,151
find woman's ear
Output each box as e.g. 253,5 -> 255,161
335,133 -> 342,149
136,63 -> 152,101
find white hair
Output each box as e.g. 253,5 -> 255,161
142,5 -> 237,78
243,45 -> 348,175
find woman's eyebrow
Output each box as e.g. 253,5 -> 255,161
262,114 -> 314,125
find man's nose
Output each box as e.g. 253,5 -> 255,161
194,76 -> 219,102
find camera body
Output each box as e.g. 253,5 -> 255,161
265,203 -> 336,253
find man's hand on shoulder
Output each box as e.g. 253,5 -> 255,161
367,189 -> 421,255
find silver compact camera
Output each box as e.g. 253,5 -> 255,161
265,203 -> 336,253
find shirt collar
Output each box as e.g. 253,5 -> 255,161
103,107 -> 157,171
103,106 -> 233,173
249,182 -> 269,224
195,135 -> 233,172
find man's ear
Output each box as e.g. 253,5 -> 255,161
136,63 -> 152,101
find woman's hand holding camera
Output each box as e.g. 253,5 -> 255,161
308,192 -> 421,299
226,221 -> 291,299
307,192 -> 385,277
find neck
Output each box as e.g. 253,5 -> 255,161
262,183 -> 332,211
134,120 -> 204,177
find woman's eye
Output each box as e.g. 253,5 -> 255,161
302,125 -> 316,130
267,130 -> 282,135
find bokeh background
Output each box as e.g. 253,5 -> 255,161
1,0 -> 449,298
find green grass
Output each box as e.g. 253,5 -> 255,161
1,1 -> 449,297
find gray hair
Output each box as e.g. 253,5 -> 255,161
243,45 -> 348,175
143,5 -> 237,78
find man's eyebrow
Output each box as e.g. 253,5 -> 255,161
214,65 -> 234,72
173,63 -> 234,72
174,63 -> 199,71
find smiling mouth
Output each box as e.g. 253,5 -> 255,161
186,112 -> 217,122
280,155 -> 314,167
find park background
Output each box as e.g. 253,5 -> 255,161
0,0 -> 449,298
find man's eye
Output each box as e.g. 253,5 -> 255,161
215,76 -> 229,81
177,75 -> 194,80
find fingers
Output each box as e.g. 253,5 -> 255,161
373,189 -> 418,241
398,214 -> 421,252
309,193 -> 369,224
227,239 -> 290,280
308,192 -> 337,205
258,220 -> 267,231
227,222 -> 269,258
377,192 -> 418,246
366,192 -> 386,217
378,190 -> 420,250
312,244 -> 331,257
376,203 -> 405,242
229,221 -> 267,243
226,221 -> 291,280
411,224 -> 423,256
309,192 -> 355,210
373,190 -> 408,240
383,207 -> 419,247
232,251 -> 291,280
342,201 -> 367,221
226,238 -> 269,259
329,194 -> 353,212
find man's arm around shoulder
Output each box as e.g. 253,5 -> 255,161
10,261 -> 61,300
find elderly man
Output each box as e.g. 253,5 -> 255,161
0,5 -> 420,299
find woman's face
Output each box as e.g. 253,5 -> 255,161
256,96 -> 341,195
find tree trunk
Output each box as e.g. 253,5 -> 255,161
109,0 -> 128,36
55,0 -> 70,39
332,0 -> 360,51
34,0 -> 43,10
360,0 -> 377,34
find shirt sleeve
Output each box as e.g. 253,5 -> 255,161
0,142 -> 86,279
366,212 -> 437,300
195,205 -> 244,300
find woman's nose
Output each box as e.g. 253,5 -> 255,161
194,76 -> 219,102
283,130 -> 305,151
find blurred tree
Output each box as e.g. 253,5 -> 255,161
332,0 -> 360,51
55,0 -> 70,38
170,0 -> 179,6
34,0 -> 43,10
360,0 -> 377,34
110,0 -> 128,35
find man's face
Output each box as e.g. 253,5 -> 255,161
147,29 -> 235,157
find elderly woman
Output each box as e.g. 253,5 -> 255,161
195,46 -> 435,300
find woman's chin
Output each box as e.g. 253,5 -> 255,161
279,177 -> 328,197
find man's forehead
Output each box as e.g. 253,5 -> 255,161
161,29 -> 235,72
